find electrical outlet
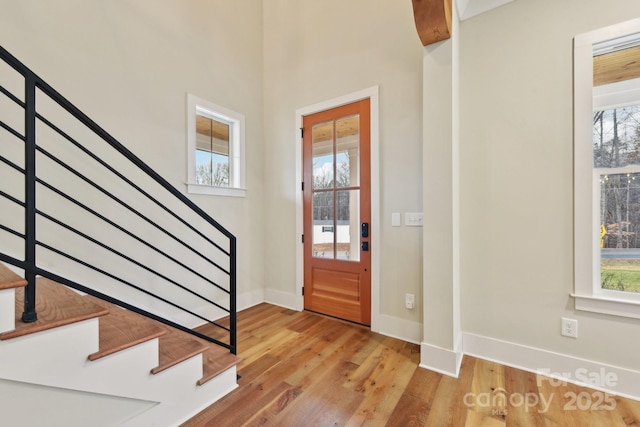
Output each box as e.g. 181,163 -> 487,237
405,293 -> 415,309
561,317 -> 578,338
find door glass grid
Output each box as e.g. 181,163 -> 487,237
311,115 -> 360,261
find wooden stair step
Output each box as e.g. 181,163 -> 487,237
0,277 -> 108,340
1,272 -> 240,385
85,296 -> 213,375
151,329 -> 209,375
197,345 -> 242,386
0,263 -> 27,290
194,320 -> 242,385
84,296 -> 166,361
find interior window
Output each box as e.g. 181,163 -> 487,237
186,94 -> 246,197
195,114 -> 230,187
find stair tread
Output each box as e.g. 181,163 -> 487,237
151,329 -> 209,374
193,321 -> 242,385
85,296 -> 166,361
197,346 -> 242,386
0,264 -> 27,290
84,296 -> 215,374
0,277 -> 109,340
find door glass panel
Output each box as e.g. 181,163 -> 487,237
336,189 -> 360,261
313,190 -> 334,259
336,115 -> 360,188
312,121 -> 334,189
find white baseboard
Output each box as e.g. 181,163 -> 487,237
264,288 -> 303,311
261,292 -> 423,346
420,338 -> 463,378
237,288 -> 265,312
375,314 -> 422,344
463,332 -> 640,401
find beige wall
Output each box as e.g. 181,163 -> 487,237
0,0 -> 265,307
263,0 -> 425,323
460,0 -> 640,370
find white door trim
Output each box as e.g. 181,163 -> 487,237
295,86 -> 380,331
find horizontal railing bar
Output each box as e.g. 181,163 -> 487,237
0,223 -> 25,240
37,208 -> 231,313
0,252 -> 26,271
35,178 -> 230,294
36,112 -> 231,257
36,269 -> 232,349
36,146 -> 231,276
0,189 -> 25,207
36,242 -> 232,334
0,119 -> 26,143
0,153 -> 25,174
0,84 -> 25,108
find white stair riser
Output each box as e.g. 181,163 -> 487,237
87,347 -> 205,401
0,319 -> 169,399
0,319 -> 100,385
0,312 -> 237,425
121,366 -> 238,427
0,288 -> 15,333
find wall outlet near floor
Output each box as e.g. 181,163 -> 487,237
561,317 -> 578,338
405,293 -> 415,309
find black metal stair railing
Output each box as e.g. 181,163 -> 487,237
0,45 -> 236,354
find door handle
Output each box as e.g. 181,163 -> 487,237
361,222 -> 369,238
361,241 -> 369,251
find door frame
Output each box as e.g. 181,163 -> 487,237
295,86 -> 380,331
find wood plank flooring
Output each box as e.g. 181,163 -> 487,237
182,303 -> 640,426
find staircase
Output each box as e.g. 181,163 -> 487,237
0,263 -> 240,426
0,44 -> 241,425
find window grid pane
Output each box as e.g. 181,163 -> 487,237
594,104 -> 640,293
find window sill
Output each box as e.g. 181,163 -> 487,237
186,183 -> 247,198
571,292 -> 640,319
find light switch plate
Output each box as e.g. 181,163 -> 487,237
405,212 -> 424,227
391,213 -> 401,227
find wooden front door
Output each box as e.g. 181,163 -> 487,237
303,99 -> 371,325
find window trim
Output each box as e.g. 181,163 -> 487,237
186,94 -> 246,197
573,18 -> 640,319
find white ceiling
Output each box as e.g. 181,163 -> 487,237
457,0 -> 515,21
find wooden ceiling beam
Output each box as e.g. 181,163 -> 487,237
412,0 -> 452,46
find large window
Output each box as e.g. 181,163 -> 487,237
574,19 -> 640,319
186,94 -> 246,197
594,101 -> 640,294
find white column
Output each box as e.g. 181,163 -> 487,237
420,6 -> 462,377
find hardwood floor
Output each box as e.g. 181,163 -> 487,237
182,303 -> 640,426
